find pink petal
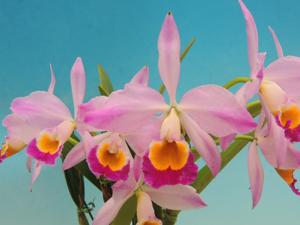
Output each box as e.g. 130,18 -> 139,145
11,91 -> 72,128
84,84 -> 167,133
48,64 -> 56,94
235,79 -> 260,107
179,85 -> 256,137
30,160 -> 43,192
63,141 -> 85,170
136,191 -> 157,222
248,142 -> 264,208
220,134 -> 236,151
281,144 -> 300,169
268,26 -> 284,58
71,57 -> 86,116
158,12 -> 180,104
265,56 -> 300,102
239,0 -> 259,76
180,113 -> 221,176
3,113 -> 40,144
129,66 -> 149,86
143,184 -> 206,210
26,157 -> 32,173
92,180 -> 136,225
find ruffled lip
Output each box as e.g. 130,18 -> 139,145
143,152 -> 198,188
87,146 -> 130,181
26,139 -> 61,165
275,114 -> 300,142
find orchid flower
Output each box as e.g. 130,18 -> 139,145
92,156 -> 206,225
1,57 -> 87,187
63,66 -> 159,182
237,0 -> 300,207
82,13 -> 256,188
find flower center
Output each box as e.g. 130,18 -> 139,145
149,140 -> 189,171
277,104 -> 300,129
160,108 -> 181,142
37,132 -> 60,155
97,143 -> 127,171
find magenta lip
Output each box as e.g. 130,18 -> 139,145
143,152 -> 198,188
275,114 -> 300,142
26,139 -> 61,165
87,146 -> 130,181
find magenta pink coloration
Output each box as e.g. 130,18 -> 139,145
275,114 -> 300,142
290,179 -> 300,195
26,139 -> 61,166
0,154 -> 6,163
87,146 -> 130,181
143,152 -> 198,188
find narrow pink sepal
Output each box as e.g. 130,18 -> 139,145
220,134 -> 236,151
268,26 -> 284,58
129,66 -> 149,86
63,141 -> 85,170
26,157 -> 32,173
48,64 -> 56,94
239,0 -> 259,76
248,142 -> 264,208
143,184 -> 206,210
71,57 -> 86,116
158,12 -> 180,104
30,160 -> 43,192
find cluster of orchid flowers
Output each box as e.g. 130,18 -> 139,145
2,1 -> 300,225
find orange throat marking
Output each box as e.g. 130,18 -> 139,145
149,140 -> 189,171
37,133 -> 60,155
97,143 -> 127,171
277,104 -> 300,129
141,220 -> 161,225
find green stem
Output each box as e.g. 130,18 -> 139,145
235,134 -> 256,142
223,77 -> 251,89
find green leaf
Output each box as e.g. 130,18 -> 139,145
111,195 -> 137,225
98,65 -> 113,96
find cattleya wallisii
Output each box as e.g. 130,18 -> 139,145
63,66 -> 159,181
82,12 -> 256,188
2,2 -> 300,225
1,57 -> 87,187
237,0 -> 300,207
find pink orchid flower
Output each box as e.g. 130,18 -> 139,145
92,157 -> 206,225
63,66 -> 160,182
237,0 -> 300,207
1,57 -> 86,188
82,13 -> 256,188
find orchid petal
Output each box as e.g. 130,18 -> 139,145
63,141 -> 85,170
71,57 -> 86,116
143,184 -> 206,210
30,160 -> 43,192
248,142 -> 264,208
239,0 -> 259,76
129,66 -> 149,86
26,157 -> 32,173
265,56 -> 300,101
279,144 -> 300,169
48,64 -> 56,94
158,12 -> 180,104
136,191 -> 156,222
84,84 -> 167,133
11,91 -> 72,128
92,179 -> 136,225
180,113 -> 221,176
235,79 -> 260,106
179,85 -> 256,137
268,26 -> 284,58
220,134 -> 236,151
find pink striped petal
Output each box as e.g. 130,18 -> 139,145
63,141 -> 85,170
129,66 -> 149,86
84,84 -> 167,133
143,184 -> 206,210
268,26 -> 284,58
180,113 -> 221,176
248,142 -> 264,208
265,56 -> 300,101
92,180 -> 136,225
11,91 -> 72,128
158,13 -> 180,104
239,0 -> 259,76
179,85 -> 256,137
48,64 -> 56,94
71,57 -> 86,116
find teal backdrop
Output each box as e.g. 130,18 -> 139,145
1,0 -> 300,224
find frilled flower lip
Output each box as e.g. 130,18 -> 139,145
143,151 -> 198,188
87,146 -> 130,181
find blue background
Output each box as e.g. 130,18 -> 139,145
1,0 -> 300,224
